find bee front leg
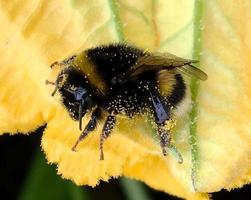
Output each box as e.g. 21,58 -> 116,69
99,113 -> 116,160
71,108 -> 101,151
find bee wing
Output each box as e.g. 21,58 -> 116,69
127,52 -> 207,80
137,52 -> 197,66
176,64 -> 208,81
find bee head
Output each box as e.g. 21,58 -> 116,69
52,66 -> 95,120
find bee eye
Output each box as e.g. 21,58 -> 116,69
74,88 -> 87,101
65,86 -> 87,101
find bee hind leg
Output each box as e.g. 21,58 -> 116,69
71,107 -> 101,151
156,125 -> 171,156
148,86 -> 171,156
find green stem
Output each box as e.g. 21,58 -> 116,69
108,0 -> 125,42
189,0 -> 204,191
119,177 -> 152,200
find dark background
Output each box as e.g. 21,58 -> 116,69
0,127 -> 250,200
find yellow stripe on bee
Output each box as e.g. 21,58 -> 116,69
157,70 -> 176,96
73,52 -> 107,95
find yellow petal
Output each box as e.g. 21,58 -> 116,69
0,0 -> 118,133
0,4 -> 47,133
1,0 -> 251,199
165,0 -> 251,193
1,1 -> 206,199
195,0 -> 251,192
42,107 -> 208,200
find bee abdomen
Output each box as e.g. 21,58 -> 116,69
167,74 -> 186,106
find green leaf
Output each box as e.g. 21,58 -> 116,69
19,149 -> 88,200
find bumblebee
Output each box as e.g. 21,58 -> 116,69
46,44 -> 207,160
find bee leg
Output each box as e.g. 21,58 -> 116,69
51,82 -> 59,96
45,80 -> 55,85
49,71 -> 66,96
45,80 -> 59,96
78,101 -> 86,131
99,114 -> 116,160
157,124 -> 170,156
148,87 -> 171,156
71,108 -> 101,151
50,61 -> 59,68
47,77 -> 62,96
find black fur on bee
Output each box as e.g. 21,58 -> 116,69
46,43 -> 207,161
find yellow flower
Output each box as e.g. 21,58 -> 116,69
1,1 -> 251,200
